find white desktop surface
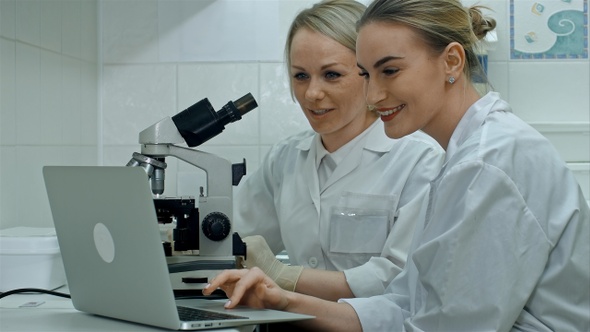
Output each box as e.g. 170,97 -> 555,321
0,287 -> 255,332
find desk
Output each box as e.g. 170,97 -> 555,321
0,288 -> 255,332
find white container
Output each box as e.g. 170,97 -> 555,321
0,227 -> 66,292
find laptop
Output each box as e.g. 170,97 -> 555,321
43,166 -> 314,330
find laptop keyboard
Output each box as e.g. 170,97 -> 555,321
177,305 -> 248,321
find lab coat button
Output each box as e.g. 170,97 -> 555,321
308,257 -> 318,268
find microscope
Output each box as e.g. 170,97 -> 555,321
126,93 -> 257,292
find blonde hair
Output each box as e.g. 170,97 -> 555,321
357,0 -> 496,83
285,0 -> 367,96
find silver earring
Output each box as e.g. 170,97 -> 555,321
448,76 -> 456,84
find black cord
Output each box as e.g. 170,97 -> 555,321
0,288 -> 71,299
0,288 -> 227,300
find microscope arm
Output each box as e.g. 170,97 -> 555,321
140,143 -> 232,198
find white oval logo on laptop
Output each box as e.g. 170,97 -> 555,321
93,223 -> 115,263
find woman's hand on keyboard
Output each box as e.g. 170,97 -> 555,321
203,267 -> 290,311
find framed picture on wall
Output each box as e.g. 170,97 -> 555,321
510,0 -> 588,59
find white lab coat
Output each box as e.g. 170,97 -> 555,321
343,92 -> 590,331
234,120 -> 445,297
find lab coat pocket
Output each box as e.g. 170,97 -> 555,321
329,192 -> 397,255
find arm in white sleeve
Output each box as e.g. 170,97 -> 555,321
405,162 -> 551,331
233,146 -> 284,254
341,266 -> 413,331
345,140 -> 443,297
342,163 -> 552,331
343,190 -> 423,297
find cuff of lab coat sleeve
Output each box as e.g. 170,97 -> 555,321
344,257 -> 403,297
339,295 -> 405,331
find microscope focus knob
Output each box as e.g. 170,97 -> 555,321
201,212 -> 231,241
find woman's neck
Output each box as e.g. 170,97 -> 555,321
321,115 -> 378,153
426,84 -> 481,150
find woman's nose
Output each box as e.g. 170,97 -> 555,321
305,78 -> 325,101
364,79 -> 385,106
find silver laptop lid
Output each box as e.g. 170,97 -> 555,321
44,166 -> 185,329
43,166 -> 313,330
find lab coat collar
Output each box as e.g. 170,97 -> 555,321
445,92 -> 509,163
322,120 -> 387,191
295,119 -> 391,198
294,119 -> 392,153
295,132 -> 315,152
365,120 -> 395,153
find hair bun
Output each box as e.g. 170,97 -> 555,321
469,6 -> 497,40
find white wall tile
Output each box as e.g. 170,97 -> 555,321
487,61 -> 509,99
10,146 -> 99,229
101,0 -> 159,64
80,62 -> 99,145
61,57 -> 84,145
102,64 -> 176,145
15,43 -> 41,145
508,61 -> 590,122
60,146 -> 99,166
530,123 -> 590,162
177,63 -> 260,146
15,0 -> 40,47
39,0 -> 62,53
61,0 -> 82,59
1,38 -> 16,145
80,0 -> 98,62
16,147 -> 61,228
0,0 -> 16,39
0,147 -> 17,229
278,0 -> 317,39
1,0 -> 98,230
259,63 -> 308,145
39,50 -> 64,145
103,145 -> 139,167
158,0 -> 282,62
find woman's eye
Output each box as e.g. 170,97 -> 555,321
325,71 -> 341,80
358,71 -> 369,79
383,68 -> 399,76
293,72 -> 309,81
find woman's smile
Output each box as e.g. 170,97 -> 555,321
308,108 -> 335,116
376,104 -> 405,121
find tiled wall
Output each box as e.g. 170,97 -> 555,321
0,0 -> 99,229
0,0 -> 588,229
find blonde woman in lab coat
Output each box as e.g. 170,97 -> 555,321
233,0 -> 444,301
205,0 -> 590,330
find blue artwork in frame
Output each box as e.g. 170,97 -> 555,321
510,0 -> 588,59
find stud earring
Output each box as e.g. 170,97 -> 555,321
448,76 -> 456,84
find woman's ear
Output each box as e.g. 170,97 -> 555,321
443,42 -> 466,79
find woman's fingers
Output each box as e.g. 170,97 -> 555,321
202,268 -> 279,309
218,267 -> 264,308
203,269 -> 245,295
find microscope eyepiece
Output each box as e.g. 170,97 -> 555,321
171,93 -> 258,148
233,93 -> 258,116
